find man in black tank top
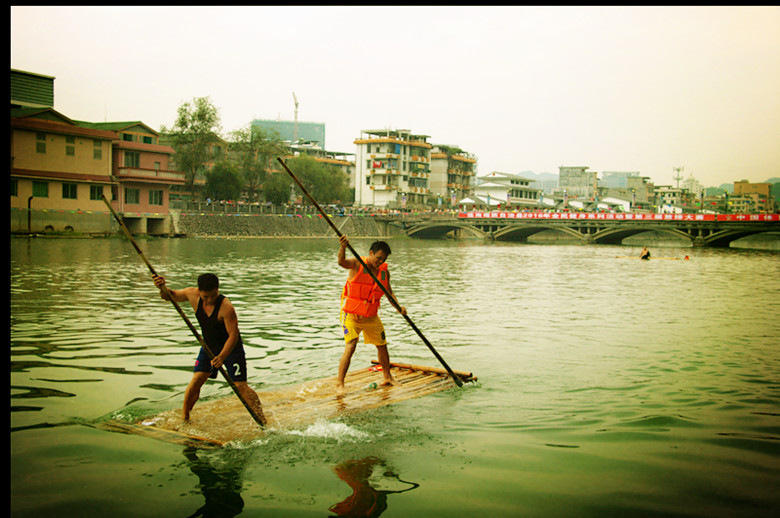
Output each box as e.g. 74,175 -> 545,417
153,273 -> 265,423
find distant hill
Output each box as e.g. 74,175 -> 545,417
764,177 -> 779,184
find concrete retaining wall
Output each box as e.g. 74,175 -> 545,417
173,210 -> 406,238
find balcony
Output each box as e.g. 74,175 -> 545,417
115,167 -> 185,185
369,153 -> 399,160
370,184 -> 399,191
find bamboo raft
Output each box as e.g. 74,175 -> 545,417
615,256 -> 690,260
99,361 -> 477,448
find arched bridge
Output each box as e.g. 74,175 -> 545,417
377,211 -> 779,247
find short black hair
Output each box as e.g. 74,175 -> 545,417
369,241 -> 391,256
197,273 -> 219,291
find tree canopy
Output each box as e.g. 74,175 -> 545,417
285,155 -> 350,205
161,96 -> 222,194
228,125 -> 287,203
162,98 -> 353,206
204,159 -> 242,201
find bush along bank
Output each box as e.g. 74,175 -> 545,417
173,211 -> 406,238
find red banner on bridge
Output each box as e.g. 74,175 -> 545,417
458,212 -> 779,222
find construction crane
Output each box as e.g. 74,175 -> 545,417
292,92 -> 299,143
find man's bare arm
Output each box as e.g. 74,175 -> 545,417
337,235 -> 359,271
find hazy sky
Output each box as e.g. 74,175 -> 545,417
11,6 -> 780,187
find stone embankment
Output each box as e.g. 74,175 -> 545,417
172,210 -> 406,238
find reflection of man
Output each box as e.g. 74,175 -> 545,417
183,447 -> 245,518
328,457 -> 419,517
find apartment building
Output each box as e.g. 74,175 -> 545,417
430,144 -> 476,206
11,107 -> 117,233
655,185 -> 697,213
78,121 -> 185,233
10,68 -> 185,234
558,166 -> 598,200
732,180 -> 776,213
353,129 -> 432,208
597,173 -> 655,211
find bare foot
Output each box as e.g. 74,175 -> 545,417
336,383 -> 346,395
379,378 -> 401,387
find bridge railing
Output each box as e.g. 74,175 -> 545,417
457,211 -> 779,222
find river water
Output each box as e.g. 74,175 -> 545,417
10,236 -> 780,517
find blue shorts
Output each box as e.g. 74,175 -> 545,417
194,344 -> 248,382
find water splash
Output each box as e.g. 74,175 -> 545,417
286,419 -> 372,443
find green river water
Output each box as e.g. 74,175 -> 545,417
10,236 -> 780,517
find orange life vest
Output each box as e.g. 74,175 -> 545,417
341,261 -> 389,317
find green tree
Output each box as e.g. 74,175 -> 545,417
264,172 -> 293,205
228,125 -> 287,202
204,160 -> 242,201
286,155 -> 350,205
161,96 -> 222,196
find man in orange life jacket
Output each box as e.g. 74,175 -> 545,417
337,235 -> 406,395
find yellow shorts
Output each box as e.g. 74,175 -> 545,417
341,312 -> 387,346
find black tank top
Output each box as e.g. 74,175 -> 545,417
196,294 -> 241,354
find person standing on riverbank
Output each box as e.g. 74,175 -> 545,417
336,235 -> 406,394
153,273 -> 265,423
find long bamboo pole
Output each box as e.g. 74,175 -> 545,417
276,157 -> 463,387
101,195 -> 265,428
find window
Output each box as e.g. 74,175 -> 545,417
11,179 -> 18,197
122,133 -> 134,142
149,190 -> 164,206
90,185 -> 103,201
33,181 -> 49,198
154,161 -> 161,170
124,151 -> 140,168
36,132 -> 46,154
93,140 -> 102,160
143,136 -> 153,144
125,188 -> 140,204
65,136 -> 76,157
62,183 -> 78,199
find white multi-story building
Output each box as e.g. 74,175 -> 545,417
475,172 -> 540,208
353,128 -> 432,208
682,175 -> 704,198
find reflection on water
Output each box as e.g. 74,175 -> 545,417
10,237 -> 780,517
183,447 -> 249,518
329,456 -> 419,517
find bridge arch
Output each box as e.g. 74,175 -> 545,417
493,224 -> 585,242
704,229 -> 776,247
591,226 -> 694,245
405,221 -> 487,239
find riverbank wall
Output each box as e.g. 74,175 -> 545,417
172,210 -> 407,238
